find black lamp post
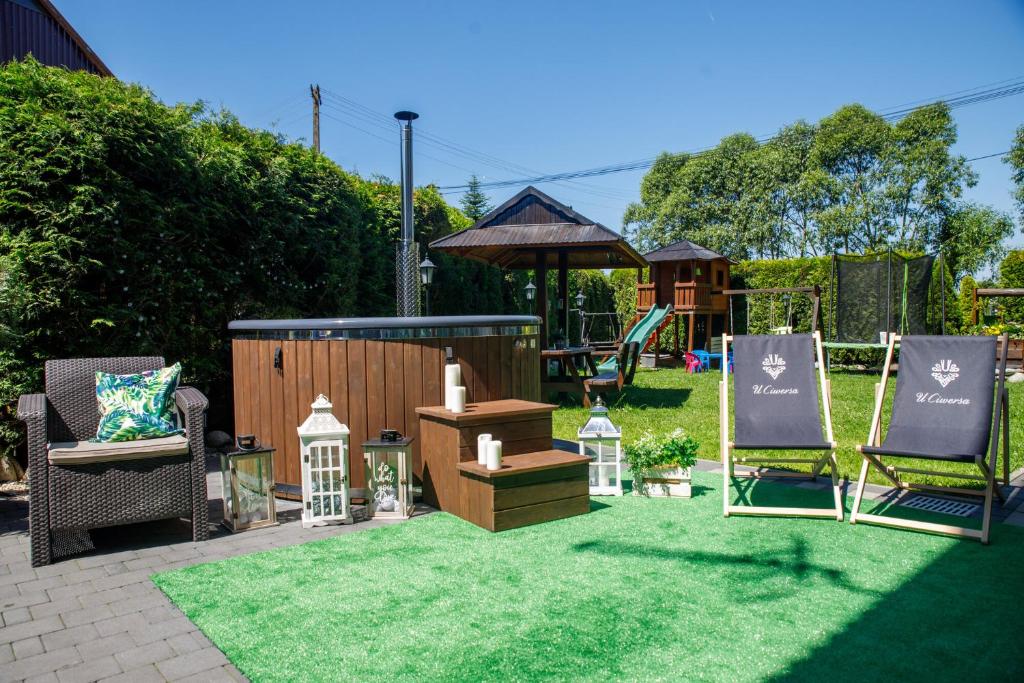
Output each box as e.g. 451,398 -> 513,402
524,280 -> 537,311
419,257 -> 437,316
575,291 -> 586,346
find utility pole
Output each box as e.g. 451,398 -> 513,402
310,84 -> 321,153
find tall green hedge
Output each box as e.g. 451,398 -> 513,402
999,250 -> 1024,322
0,59 -> 510,461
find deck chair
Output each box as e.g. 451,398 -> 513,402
720,331 -> 843,520
850,334 -> 1010,543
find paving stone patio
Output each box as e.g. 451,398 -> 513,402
0,456 -> 429,683
1,455 -> 1021,682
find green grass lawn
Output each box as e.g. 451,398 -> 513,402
552,367 -> 1023,487
154,471 -> 1024,682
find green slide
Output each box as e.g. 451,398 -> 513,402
597,304 -> 673,372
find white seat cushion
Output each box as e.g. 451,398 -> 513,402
48,434 -> 189,465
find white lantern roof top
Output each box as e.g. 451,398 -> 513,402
577,397 -> 620,438
297,394 -> 349,437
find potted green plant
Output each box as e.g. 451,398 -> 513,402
970,322 -> 1024,369
624,429 -> 699,497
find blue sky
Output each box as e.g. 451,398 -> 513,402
60,0 -> 1024,247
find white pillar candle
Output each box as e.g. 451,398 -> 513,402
444,363 -> 462,410
477,433 -> 492,465
486,440 -> 502,471
450,386 -> 466,414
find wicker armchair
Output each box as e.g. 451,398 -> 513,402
17,357 -> 210,567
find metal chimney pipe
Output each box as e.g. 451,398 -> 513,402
394,110 -> 420,316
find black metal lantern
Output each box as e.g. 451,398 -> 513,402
419,257 -> 437,316
575,291 -> 585,309
419,257 -> 437,285
524,280 -> 537,302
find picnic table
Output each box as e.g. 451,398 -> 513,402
541,347 -> 598,400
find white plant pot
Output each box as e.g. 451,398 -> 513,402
634,465 -> 692,498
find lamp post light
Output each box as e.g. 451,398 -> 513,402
575,291 -> 586,346
419,257 -> 437,316
524,280 -> 537,311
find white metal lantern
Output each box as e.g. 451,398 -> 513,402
578,397 -> 622,496
363,435 -> 414,519
297,394 -> 352,527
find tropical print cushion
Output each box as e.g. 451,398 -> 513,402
94,363 -> 183,442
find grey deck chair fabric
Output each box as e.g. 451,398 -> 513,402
732,335 -> 830,450
862,335 -> 996,462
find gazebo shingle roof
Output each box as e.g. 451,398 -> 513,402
430,186 -> 647,270
642,239 -> 733,263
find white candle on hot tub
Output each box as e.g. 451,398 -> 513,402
477,433 -> 492,465
444,363 -> 461,410
486,440 -> 502,471
450,386 -> 466,414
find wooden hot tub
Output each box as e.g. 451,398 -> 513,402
228,315 -> 541,498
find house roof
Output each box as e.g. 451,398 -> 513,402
642,239 -> 733,263
430,186 -> 647,270
19,0 -> 113,77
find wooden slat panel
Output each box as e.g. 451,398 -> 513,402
231,340 -> 245,438
493,478 -> 589,511
347,340 -> 368,488
423,339 -> 442,409
312,340 -> 330,399
247,341 -> 260,446
491,464 -> 589,490
455,337 -> 474,404
365,340 -> 386,447
456,417 -> 552,449
257,340 -> 273,455
269,342 -> 286,487
492,495 -> 590,532
281,341 -> 299,489
529,336 -> 541,401
384,341 -> 405,435
295,339 -> 313,490
499,336 -> 512,400
403,341 -> 424,480
457,473 -> 493,530
486,336 -> 501,401
328,341 -> 349,429
472,337 -> 487,400
457,436 -> 553,463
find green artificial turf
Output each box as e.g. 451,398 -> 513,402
154,472 -> 1024,682
552,367 -> 1024,487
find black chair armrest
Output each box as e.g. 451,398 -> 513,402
175,386 -> 209,414
175,386 -> 210,541
16,393 -> 49,465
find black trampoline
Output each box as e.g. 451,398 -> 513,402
825,250 -> 945,352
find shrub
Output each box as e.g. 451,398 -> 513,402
999,250 -> 1024,322
0,59 -> 507,465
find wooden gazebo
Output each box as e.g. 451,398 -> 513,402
430,186 -> 647,346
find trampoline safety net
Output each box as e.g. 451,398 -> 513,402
834,253 -> 935,344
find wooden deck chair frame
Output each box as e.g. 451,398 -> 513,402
850,334 -> 1010,544
720,330 -> 843,521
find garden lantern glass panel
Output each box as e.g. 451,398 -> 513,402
220,441 -> 278,532
363,436 -> 415,519
297,394 -> 352,527
419,257 -> 437,285
577,398 -> 623,496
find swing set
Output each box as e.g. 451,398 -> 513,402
725,286 -> 822,336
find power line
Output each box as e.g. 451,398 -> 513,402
437,79 -> 1024,191
318,89 -> 635,201
964,150 -> 1010,162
